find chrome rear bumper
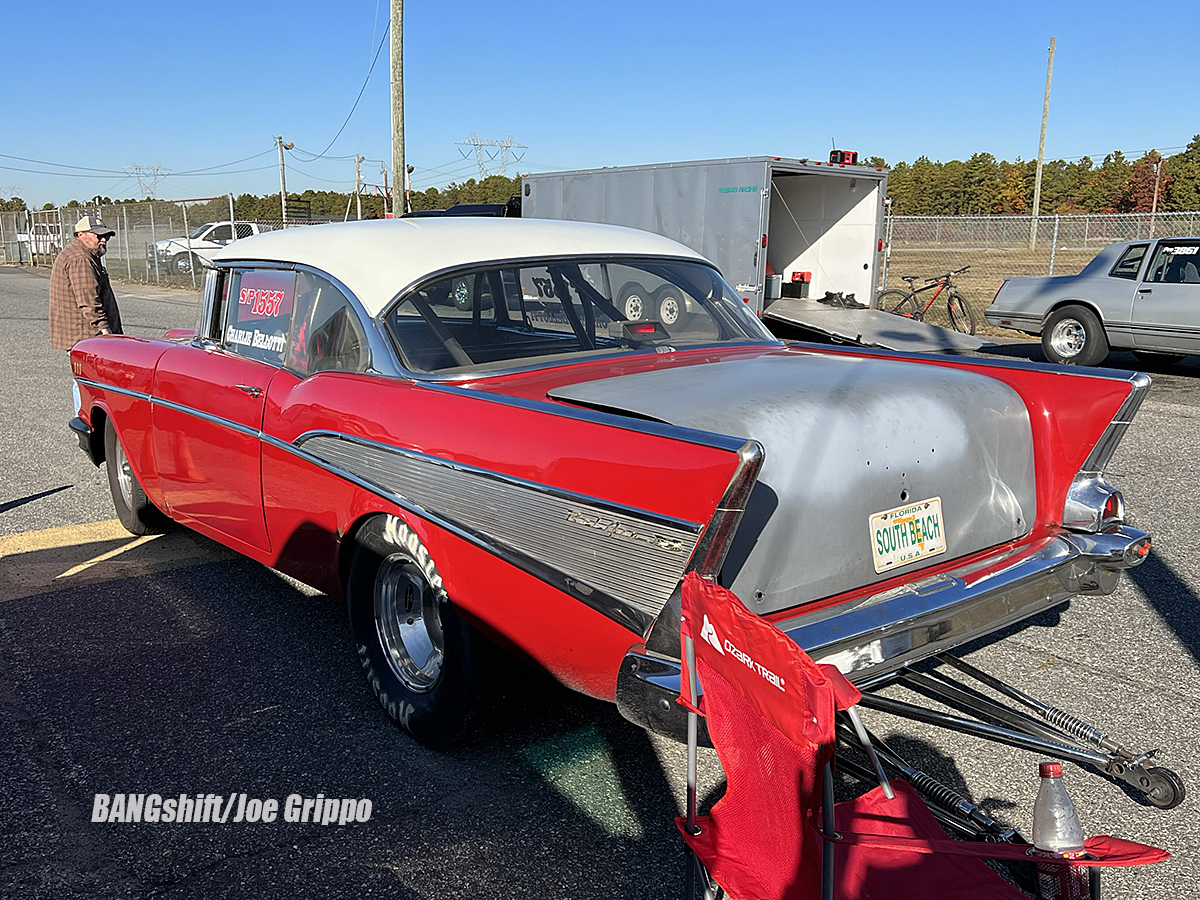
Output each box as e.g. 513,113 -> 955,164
615,526 -> 1150,739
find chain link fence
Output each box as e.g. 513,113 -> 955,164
882,210 -> 1200,329
6,201 -> 1200,326
1,196 -> 337,289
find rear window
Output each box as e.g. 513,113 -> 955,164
1109,244 -> 1148,280
383,257 -> 774,374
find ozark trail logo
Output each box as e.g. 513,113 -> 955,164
699,614 -> 725,655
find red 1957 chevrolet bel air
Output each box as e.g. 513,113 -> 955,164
70,218 -> 1151,753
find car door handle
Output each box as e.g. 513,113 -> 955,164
1137,288 -> 1152,294
235,384 -> 263,398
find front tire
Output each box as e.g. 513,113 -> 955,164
1042,304 -> 1108,366
170,253 -> 192,275
947,291 -> 976,334
879,289 -> 919,319
104,419 -> 165,535
346,516 -> 476,748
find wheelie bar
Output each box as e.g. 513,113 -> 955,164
854,653 -> 1185,810
835,718 -> 1021,843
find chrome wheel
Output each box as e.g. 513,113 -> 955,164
1049,318 -> 1086,360
374,554 -> 444,693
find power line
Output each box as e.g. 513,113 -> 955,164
307,23 -> 391,161
0,153 -> 126,175
164,165 -> 277,177
0,163 -> 129,178
283,162 -> 356,186
173,148 -> 276,175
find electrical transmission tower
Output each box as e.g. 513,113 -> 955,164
455,134 -> 527,178
128,164 -> 166,199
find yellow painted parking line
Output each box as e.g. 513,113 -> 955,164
0,519 -> 236,603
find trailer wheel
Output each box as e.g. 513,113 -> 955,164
654,285 -> 687,327
617,282 -> 649,321
1142,766 -> 1185,810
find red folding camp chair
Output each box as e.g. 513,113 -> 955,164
676,573 -> 1168,900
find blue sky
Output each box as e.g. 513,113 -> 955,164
4,0 -> 1198,208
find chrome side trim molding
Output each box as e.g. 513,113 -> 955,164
76,378 -> 262,438
152,396 -> 262,437
424,381 -> 752,454
615,526 -> 1151,735
76,378 -> 150,404
293,431 -> 703,623
264,433 -> 655,634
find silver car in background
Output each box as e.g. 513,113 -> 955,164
985,237 -> 1200,365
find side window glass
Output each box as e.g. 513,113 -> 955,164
1147,243 -> 1200,284
208,224 -> 233,243
1110,244 -> 1148,280
223,269 -> 297,366
285,271 -> 369,376
234,223 -> 254,240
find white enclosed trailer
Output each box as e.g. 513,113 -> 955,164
521,155 -> 889,316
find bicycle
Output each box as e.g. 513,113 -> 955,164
877,265 -> 977,335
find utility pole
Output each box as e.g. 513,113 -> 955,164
354,154 -> 364,220
276,136 -> 293,223
390,0 -> 404,218
1029,37 -> 1055,251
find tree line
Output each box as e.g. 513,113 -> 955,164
874,134 -> 1200,216
0,175 -> 523,220
6,137 -> 1200,219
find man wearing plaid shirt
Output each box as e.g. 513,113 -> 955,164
49,215 -> 124,350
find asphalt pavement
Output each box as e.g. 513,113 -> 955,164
1,265 -> 1196,898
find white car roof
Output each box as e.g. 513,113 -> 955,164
211,217 -> 710,317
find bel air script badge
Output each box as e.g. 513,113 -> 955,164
566,510 -> 687,554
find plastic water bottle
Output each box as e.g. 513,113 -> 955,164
1032,762 -> 1090,900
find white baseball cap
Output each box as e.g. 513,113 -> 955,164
75,215 -> 116,237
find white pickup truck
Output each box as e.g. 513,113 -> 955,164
147,220 -> 269,275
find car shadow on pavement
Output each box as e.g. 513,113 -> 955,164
1128,551 -> 1200,668
0,484 -> 70,515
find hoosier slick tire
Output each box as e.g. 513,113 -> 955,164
346,515 -> 478,748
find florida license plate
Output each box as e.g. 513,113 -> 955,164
869,497 -> 947,574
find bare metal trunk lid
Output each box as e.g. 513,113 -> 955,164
549,352 -> 1035,613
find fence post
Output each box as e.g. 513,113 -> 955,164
182,202 -> 196,290
122,204 -> 132,280
149,202 -> 159,282
1048,216 -> 1060,275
